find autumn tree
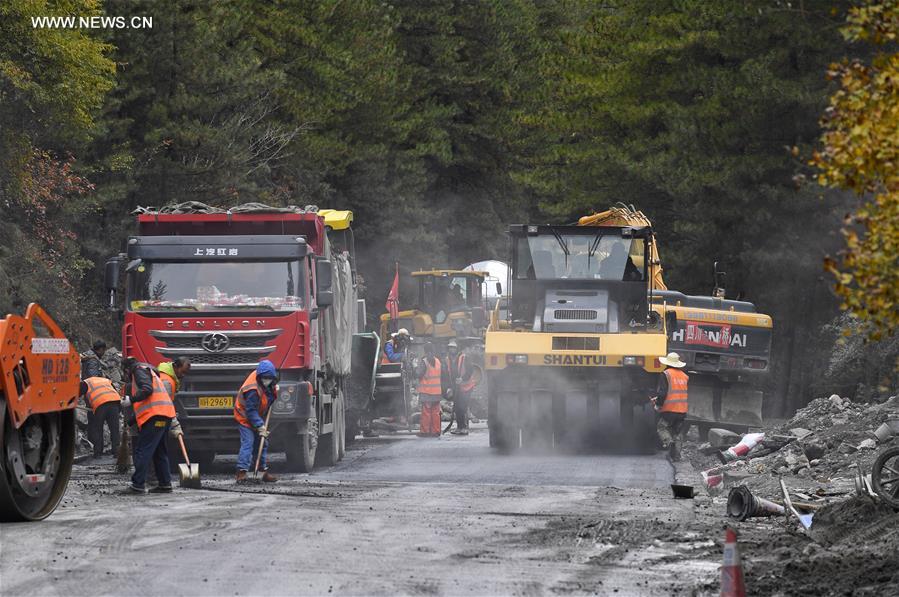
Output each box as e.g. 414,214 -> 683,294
814,1 -> 899,341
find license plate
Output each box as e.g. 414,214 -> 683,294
198,396 -> 233,409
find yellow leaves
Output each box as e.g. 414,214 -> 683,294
813,2 -> 899,341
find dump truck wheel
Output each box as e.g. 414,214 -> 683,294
0,395 -> 76,522
872,445 -> 899,510
316,397 -> 341,468
287,420 -> 318,473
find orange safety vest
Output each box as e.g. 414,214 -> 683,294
132,368 -> 176,428
418,358 -> 442,397
158,370 -> 178,399
451,354 -> 476,393
234,371 -> 271,428
660,368 -> 689,414
83,376 -> 120,412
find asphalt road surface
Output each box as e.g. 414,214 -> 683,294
1,426 -> 719,596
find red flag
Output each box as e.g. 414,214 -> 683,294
386,263 -> 399,321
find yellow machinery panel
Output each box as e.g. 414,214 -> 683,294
485,330 -> 666,373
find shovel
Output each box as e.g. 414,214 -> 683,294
176,434 -> 201,489
251,400 -> 276,484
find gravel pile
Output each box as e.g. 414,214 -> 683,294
689,394 -> 899,497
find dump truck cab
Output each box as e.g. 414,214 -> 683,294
485,224 -> 667,451
107,206 -> 359,473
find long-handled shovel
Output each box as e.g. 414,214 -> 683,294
251,402 -> 276,484
176,434 -> 201,489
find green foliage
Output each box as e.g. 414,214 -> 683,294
0,0 -> 114,339
0,0 -> 886,412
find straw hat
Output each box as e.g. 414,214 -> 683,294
659,352 -> 686,368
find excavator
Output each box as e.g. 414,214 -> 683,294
578,206 -> 771,438
0,304 -> 81,521
485,205 -> 771,451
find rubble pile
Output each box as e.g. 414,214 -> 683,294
689,394 -> 899,497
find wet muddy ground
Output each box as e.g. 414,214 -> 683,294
5,425 -> 893,595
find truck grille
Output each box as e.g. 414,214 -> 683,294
150,328 -> 282,370
554,309 -> 598,320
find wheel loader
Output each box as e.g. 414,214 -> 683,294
378,269 -> 490,350
0,304 -> 81,521
485,206 -> 771,451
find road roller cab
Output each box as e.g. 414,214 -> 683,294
485,224 -> 668,452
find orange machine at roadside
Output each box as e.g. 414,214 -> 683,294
0,304 -> 80,522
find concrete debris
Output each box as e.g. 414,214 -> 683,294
873,422 -> 896,443
801,440 -> 827,461
790,427 -> 813,440
708,428 -> 741,449
688,394 -> 899,500
829,394 -> 846,410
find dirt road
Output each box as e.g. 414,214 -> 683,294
1,426 -> 720,596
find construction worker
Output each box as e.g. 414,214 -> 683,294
445,340 -> 475,436
652,351 -> 689,461
382,328 -> 410,364
81,339 -> 107,379
122,359 -> 176,493
415,344 -> 444,437
81,340 -> 107,450
158,357 -> 191,440
80,376 -> 122,458
234,359 -> 279,484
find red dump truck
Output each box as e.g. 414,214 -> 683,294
105,205 -> 361,472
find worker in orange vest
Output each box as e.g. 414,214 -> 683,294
157,357 -> 191,440
121,359 -> 176,493
81,376 -> 122,458
234,359 -> 279,484
415,344 -> 445,437
444,340 -> 476,436
652,352 -> 689,461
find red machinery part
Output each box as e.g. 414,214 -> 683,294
0,303 -> 80,522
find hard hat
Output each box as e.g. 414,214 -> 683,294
397,328 -> 410,337
447,340 -> 458,349
659,352 -> 686,368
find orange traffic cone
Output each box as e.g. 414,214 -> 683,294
720,527 -> 746,597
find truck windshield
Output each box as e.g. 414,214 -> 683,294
514,234 -> 642,281
128,260 -> 307,312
